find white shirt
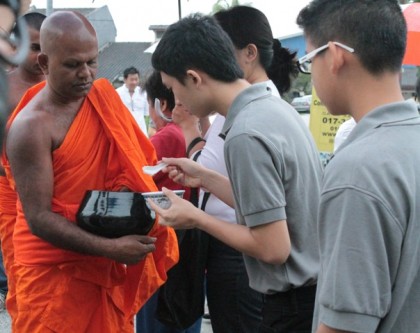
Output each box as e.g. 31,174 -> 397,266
116,85 -> 149,136
334,117 -> 357,152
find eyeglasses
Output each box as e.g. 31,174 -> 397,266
297,42 -> 355,74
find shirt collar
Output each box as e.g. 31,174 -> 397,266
123,84 -> 139,93
335,100 -> 420,153
220,82 -> 272,140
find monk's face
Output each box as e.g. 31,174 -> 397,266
40,32 -> 98,100
21,27 -> 43,76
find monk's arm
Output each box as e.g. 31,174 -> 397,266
7,112 -> 155,265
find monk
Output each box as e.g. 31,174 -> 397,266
8,12 -> 46,113
3,11 -> 178,333
0,10 -> 46,319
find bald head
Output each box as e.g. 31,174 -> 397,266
37,11 -> 99,100
40,11 -> 97,55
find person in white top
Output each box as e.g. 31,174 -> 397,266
333,117 -> 356,152
116,66 -> 149,136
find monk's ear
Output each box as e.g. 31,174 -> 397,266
38,53 -> 49,75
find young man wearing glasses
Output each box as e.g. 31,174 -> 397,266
297,1 -> 420,332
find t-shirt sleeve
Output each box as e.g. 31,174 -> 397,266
317,187 -> 404,332
225,132 -> 286,227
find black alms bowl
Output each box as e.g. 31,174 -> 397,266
76,190 -> 155,238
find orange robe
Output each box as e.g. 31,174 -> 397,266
3,78 -> 178,333
0,175 -> 17,322
0,85 -> 37,324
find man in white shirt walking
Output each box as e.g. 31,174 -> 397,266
116,66 -> 149,136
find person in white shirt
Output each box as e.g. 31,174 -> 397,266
333,117 -> 356,152
116,66 -> 149,136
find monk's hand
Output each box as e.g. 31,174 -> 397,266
161,157 -> 205,188
111,235 -> 156,265
148,187 -> 201,229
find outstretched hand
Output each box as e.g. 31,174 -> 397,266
161,157 -> 206,188
147,187 -> 202,229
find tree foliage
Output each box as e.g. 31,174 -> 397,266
211,0 -> 253,14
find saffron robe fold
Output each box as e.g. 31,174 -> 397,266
0,81 -> 44,326
0,175 -> 17,323
3,78 -> 179,332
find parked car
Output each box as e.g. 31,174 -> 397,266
291,95 -> 312,112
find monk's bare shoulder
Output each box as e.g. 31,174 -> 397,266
8,91 -> 82,154
7,96 -> 56,160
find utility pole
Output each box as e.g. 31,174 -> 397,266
46,0 -> 53,16
178,0 -> 182,20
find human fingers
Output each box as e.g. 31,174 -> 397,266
161,157 -> 187,168
135,235 -> 157,244
167,168 -> 185,184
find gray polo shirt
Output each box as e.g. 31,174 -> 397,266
314,101 -> 420,332
220,83 -> 323,294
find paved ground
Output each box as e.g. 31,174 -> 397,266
200,317 -> 213,333
0,309 -> 213,333
0,309 -> 11,332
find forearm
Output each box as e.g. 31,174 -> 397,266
28,210 -> 116,259
195,210 -> 290,264
194,210 -> 261,258
201,168 -> 234,208
316,324 -> 353,333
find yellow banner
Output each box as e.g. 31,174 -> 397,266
309,87 -> 350,153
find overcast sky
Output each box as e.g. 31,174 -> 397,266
30,0 -> 311,42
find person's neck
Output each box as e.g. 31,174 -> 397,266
344,71 -> 404,122
17,67 -> 45,84
212,79 -> 251,117
126,85 -> 136,93
246,65 -> 270,85
45,84 -> 86,108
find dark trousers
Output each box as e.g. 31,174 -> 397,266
259,285 -> 316,333
136,292 -> 202,333
0,248 -> 7,294
206,236 -> 263,333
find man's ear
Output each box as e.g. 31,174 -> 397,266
37,53 -> 49,75
329,42 -> 345,75
186,69 -> 202,87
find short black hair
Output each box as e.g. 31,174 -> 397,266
297,0 -> 406,74
152,13 -> 243,84
214,6 -> 298,94
123,66 -> 139,79
144,71 -> 175,111
23,12 -> 46,31
11,11 -> 46,36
